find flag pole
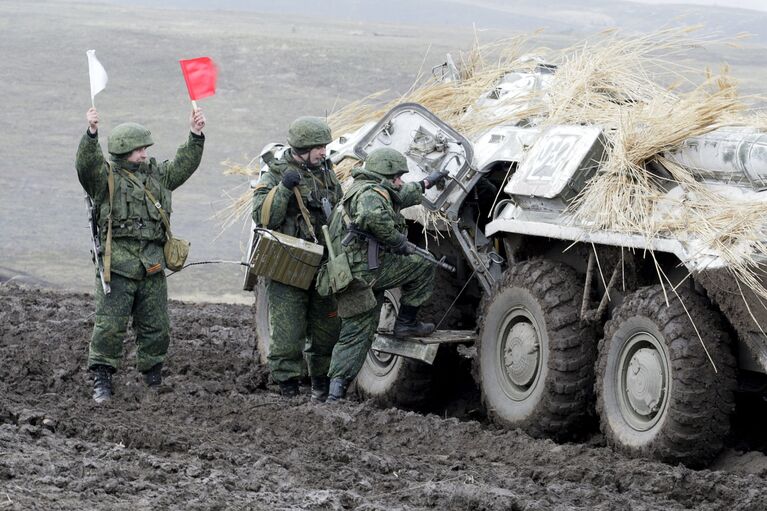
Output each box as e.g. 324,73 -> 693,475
191,100 -> 198,111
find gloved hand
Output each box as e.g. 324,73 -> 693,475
424,170 -> 449,189
391,234 -> 415,255
282,170 -> 301,189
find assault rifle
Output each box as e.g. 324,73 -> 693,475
341,224 -> 456,273
85,195 -> 110,294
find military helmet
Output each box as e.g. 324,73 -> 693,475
364,148 -> 409,177
287,117 -> 332,151
107,122 -> 154,155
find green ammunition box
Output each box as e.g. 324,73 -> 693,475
246,230 -> 324,290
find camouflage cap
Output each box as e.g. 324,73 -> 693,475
364,148 -> 409,177
108,122 -> 154,155
287,117 -> 332,151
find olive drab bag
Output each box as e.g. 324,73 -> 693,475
163,236 -> 191,272
316,202 -> 377,319
319,225 -> 353,295
249,185 -> 324,290
120,170 -> 190,272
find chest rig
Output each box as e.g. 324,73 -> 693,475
97,159 -> 171,243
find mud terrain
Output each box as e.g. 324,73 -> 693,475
2,282 -> 767,510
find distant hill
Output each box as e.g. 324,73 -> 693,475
73,0 -> 767,45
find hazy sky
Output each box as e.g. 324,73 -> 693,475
632,0 -> 767,12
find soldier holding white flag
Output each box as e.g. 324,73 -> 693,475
76,88 -> 207,401
86,50 -> 108,107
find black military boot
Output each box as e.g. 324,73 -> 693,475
326,378 -> 349,403
278,378 -> 300,397
143,363 -> 162,387
310,376 -> 330,402
91,364 -> 114,403
393,304 -> 435,337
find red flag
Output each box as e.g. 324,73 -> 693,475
179,57 -> 217,101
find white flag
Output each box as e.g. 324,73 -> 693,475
87,50 -> 108,104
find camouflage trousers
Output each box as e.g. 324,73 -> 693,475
88,271 -> 169,373
266,280 -> 340,383
328,252 -> 434,381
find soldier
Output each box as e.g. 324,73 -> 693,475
324,147 -> 446,401
251,117 -> 342,401
76,106 -> 206,403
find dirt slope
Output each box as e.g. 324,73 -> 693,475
2,282 -> 767,510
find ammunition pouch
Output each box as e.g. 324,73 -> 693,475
315,250 -> 353,297
164,237 -> 190,272
366,237 -> 380,270
315,264 -> 331,297
328,252 -> 353,293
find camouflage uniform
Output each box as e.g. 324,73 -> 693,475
326,166 -> 435,382
76,128 -> 204,373
251,145 -> 342,386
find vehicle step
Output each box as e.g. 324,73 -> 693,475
372,329 -> 477,365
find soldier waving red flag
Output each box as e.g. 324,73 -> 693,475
179,57 -> 217,108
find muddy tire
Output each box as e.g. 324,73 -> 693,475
354,289 -> 433,407
354,351 -> 434,408
477,259 -> 596,440
595,285 -> 736,468
253,278 -> 270,365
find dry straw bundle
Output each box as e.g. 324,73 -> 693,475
327,33 -> 550,174
224,27 -> 767,305
538,29 -> 767,303
215,157 -> 263,236
547,29 -> 746,232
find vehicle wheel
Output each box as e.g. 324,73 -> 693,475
477,259 -> 596,440
253,277 -> 270,365
596,285 -> 736,467
354,289 -> 434,407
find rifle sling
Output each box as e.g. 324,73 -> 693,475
260,184 -> 317,243
260,186 -> 279,228
104,163 -> 114,284
293,187 -> 317,242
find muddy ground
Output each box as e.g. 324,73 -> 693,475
2,282 -> 767,510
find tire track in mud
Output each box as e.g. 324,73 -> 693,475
1,282 -> 767,510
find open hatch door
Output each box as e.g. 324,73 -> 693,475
353,103 -> 474,211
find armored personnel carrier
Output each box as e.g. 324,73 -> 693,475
244,58 -> 767,468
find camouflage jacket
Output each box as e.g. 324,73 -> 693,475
75,130 -> 204,279
251,149 -> 342,248
328,167 -> 424,274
